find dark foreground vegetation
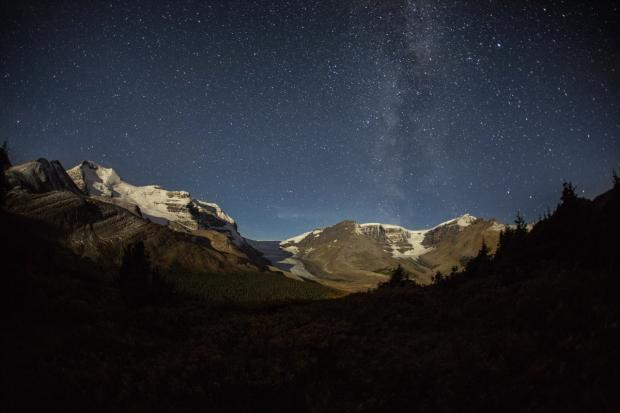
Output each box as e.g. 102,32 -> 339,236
1,158 -> 619,411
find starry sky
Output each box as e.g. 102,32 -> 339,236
2,0 -> 618,240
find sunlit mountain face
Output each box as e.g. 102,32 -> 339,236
2,1 -> 618,241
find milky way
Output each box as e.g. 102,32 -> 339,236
1,1 -> 618,239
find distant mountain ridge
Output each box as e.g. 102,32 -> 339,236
253,214 -> 505,291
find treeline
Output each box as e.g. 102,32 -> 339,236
384,175 -> 620,287
453,177 -> 619,282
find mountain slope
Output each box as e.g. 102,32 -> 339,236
263,215 -> 504,291
5,158 -> 271,275
5,186 -> 265,275
66,160 -> 268,267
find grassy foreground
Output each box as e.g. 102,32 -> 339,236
168,269 -> 339,304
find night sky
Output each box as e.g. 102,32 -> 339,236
2,1 -> 618,240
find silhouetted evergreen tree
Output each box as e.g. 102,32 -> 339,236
116,241 -> 173,304
613,170 -> 620,189
117,241 -> 150,301
514,211 -> 527,234
561,181 -> 577,206
385,265 -> 408,287
480,241 -> 490,257
465,241 -> 492,275
433,271 -> 444,285
0,142 -> 10,205
0,166 -> 6,206
498,212 -> 529,260
150,266 -> 174,304
0,141 -> 10,170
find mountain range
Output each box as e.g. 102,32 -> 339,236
4,156 -> 511,292
3,150 -> 619,412
251,215 -> 505,291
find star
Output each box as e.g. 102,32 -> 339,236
1,0 -> 617,239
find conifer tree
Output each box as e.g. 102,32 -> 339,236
514,211 -> 527,234
0,166 -> 5,206
117,241 -> 153,303
0,141 -> 9,170
466,240 -> 492,275
116,241 -> 173,304
433,271 -> 444,285
561,182 -> 577,205
0,142 -> 10,205
387,265 -> 408,286
478,241 -> 491,259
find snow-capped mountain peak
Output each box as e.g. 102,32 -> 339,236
433,213 -> 477,229
78,161 -> 122,195
67,160 -> 242,244
193,199 -> 236,226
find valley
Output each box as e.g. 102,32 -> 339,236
3,2 -> 617,411
1,148 -> 619,412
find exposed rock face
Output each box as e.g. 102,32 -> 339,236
360,224 -> 391,244
7,159 -> 83,195
422,214 -> 478,247
360,224 -> 430,258
256,215 -> 505,292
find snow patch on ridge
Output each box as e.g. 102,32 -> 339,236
281,228 -> 323,246
433,213 -> 477,229
360,223 -> 432,259
489,221 -> 506,232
